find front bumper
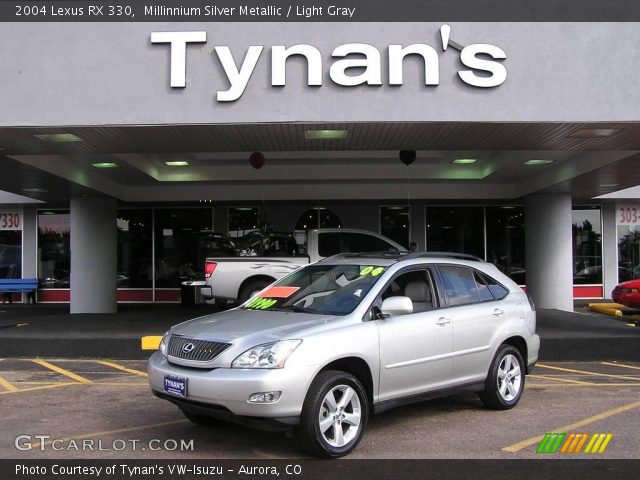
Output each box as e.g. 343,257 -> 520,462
147,352 -> 312,421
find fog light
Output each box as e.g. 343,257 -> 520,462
248,391 -> 282,404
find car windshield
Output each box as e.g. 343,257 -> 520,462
242,263 -> 388,316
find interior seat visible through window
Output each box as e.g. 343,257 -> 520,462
404,281 -> 433,312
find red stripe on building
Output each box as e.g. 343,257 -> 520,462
117,289 -> 153,302
573,285 -> 604,298
155,289 -> 181,302
37,289 -> 70,302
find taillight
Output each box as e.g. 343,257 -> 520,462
205,261 -> 217,278
526,293 -> 536,311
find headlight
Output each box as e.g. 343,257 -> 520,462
159,331 -> 170,357
231,340 -> 302,369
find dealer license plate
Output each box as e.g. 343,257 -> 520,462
164,375 -> 188,398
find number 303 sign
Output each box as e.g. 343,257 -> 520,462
0,211 -> 22,231
618,204 -> 640,226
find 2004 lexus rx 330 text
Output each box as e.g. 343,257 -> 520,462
148,252 -> 540,457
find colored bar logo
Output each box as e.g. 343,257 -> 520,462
537,433 -> 613,454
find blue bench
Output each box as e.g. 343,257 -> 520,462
0,278 -> 38,304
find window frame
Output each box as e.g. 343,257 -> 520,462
365,265 -> 443,321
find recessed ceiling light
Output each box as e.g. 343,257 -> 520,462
35,133 -> 83,143
524,159 -> 554,165
453,158 -> 477,164
599,183 -> 619,188
165,161 -> 189,167
569,128 -> 621,138
304,129 -> 348,140
22,187 -> 48,193
40,211 -> 56,215
92,162 -> 118,169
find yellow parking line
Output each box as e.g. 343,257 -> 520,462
529,374 -> 594,385
537,363 -> 640,382
528,383 -> 640,388
0,382 -> 78,395
96,360 -> 148,377
32,359 -> 92,384
90,382 -> 149,386
32,420 -> 189,449
601,362 -> 640,372
0,374 -> 19,392
502,399 -> 640,452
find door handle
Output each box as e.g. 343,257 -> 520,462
436,317 -> 451,326
493,308 -> 505,317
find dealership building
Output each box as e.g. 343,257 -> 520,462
1,21 -> 640,313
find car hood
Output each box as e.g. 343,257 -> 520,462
170,308 -> 337,343
615,280 -> 640,289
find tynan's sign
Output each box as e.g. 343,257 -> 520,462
151,25 -> 507,102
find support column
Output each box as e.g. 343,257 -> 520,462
601,203 -> 618,300
70,197 -> 117,314
22,208 -> 38,279
525,194 -> 573,311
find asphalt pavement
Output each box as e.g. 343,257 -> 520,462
0,358 -> 638,459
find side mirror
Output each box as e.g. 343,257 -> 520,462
380,296 -> 414,317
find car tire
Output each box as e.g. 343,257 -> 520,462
479,344 -> 526,410
238,279 -> 272,303
181,409 -> 219,427
295,370 -> 369,458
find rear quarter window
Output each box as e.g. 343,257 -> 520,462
478,271 -> 510,300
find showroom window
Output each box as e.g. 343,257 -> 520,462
228,207 -> 260,238
486,206 -> 526,285
154,208 -> 213,288
295,208 -> 342,230
572,207 -> 602,285
616,204 -> 640,282
117,209 -> 153,288
380,206 -> 410,249
0,211 -> 22,279
38,211 -> 70,288
317,231 -> 400,257
425,207 -> 484,259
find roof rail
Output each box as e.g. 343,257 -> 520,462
318,251 -> 403,262
402,251 -> 485,262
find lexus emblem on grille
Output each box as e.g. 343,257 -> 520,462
182,342 -> 195,353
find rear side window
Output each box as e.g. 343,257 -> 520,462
318,232 -> 399,257
473,271 -> 494,302
439,266 -> 481,306
478,271 -> 510,300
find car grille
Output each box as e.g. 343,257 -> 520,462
167,336 -> 231,362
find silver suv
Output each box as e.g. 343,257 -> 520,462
148,252 -> 540,457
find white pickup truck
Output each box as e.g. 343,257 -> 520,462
202,228 -> 406,303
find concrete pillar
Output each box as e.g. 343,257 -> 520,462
21,208 -> 38,304
70,197 -> 117,314
525,194 -> 573,311
22,208 -> 38,279
601,203 -> 618,299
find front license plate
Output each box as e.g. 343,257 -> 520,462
164,375 -> 188,398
